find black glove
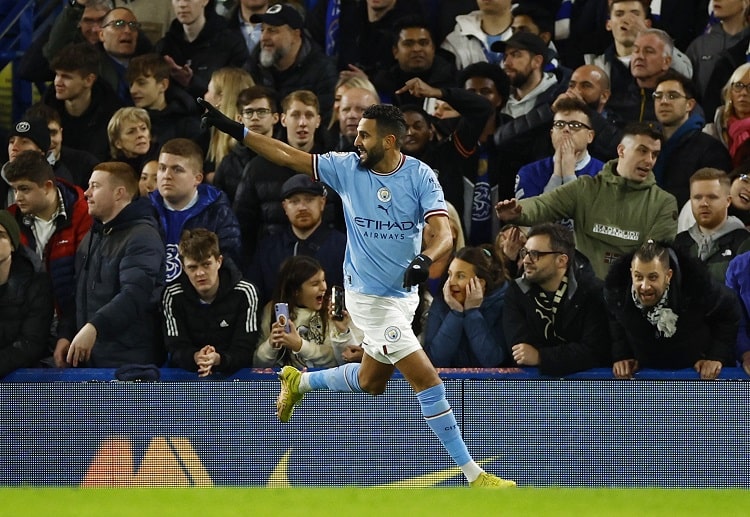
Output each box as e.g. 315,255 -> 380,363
197,97 -> 246,141
403,254 -> 432,288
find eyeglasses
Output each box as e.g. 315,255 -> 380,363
652,91 -> 688,101
102,19 -> 141,31
731,81 -> 750,93
241,108 -> 273,118
519,248 -> 562,262
551,120 -> 592,131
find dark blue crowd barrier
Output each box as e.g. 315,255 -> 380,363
2,367 -> 749,488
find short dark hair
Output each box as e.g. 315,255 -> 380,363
621,121 -> 664,145
179,228 -> 221,263
50,42 -> 100,77
453,245 -> 508,292
512,3 -> 555,35
236,85 -> 279,113
391,15 -> 434,47
126,53 -> 170,83
610,0 -> 650,16
160,138 -> 204,171
656,69 -> 696,100
24,103 -> 61,126
4,150 -> 55,185
93,161 -> 139,199
633,241 -> 671,271
551,96 -> 594,126
362,104 -> 407,144
526,223 -> 576,262
458,62 -> 511,106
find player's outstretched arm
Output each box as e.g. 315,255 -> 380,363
198,98 -> 313,176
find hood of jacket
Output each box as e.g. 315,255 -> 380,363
599,158 -> 659,190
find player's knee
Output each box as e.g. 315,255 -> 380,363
360,378 -> 387,396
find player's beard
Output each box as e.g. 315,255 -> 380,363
359,142 -> 385,169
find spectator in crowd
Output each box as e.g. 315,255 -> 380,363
45,42 -> 122,162
604,28 -> 681,127
245,3 -> 337,119
138,159 -> 157,197
306,0 -> 424,77
66,161 -> 165,367
150,138 -> 242,283
250,174 -> 346,307
162,228 -> 259,377
202,67 -> 255,176
673,168 -> 750,283
515,97 -> 603,201
678,165 -> 750,230
326,75 -> 379,143
604,240 -> 739,380
423,245 -> 509,368
254,255 -> 362,369
423,202 -> 466,298
126,53 -> 202,146
234,90 -> 343,259
397,77 -> 494,240
559,64 -> 622,162
687,0 -> 750,104
584,1 -> 692,100
0,211 -> 54,379
106,107 -> 159,174
704,63 -> 750,168
23,103 -> 99,191
5,151 -> 92,367
491,32 -> 570,199
496,122 -> 678,280
370,17 -> 457,107
725,248 -> 750,375
331,86 -> 380,152
44,3 -> 154,105
227,0 -> 270,55
510,3 -> 561,71
1,118 -> 54,208
458,61 -> 515,209
440,0 -> 513,70
503,222 -> 611,376
494,223 -> 526,279
156,0 -> 249,99
652,70 -> 732,207
213,85 -> 279,204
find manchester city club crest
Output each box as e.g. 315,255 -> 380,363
384,326 -> 401,343
377,187 -> 391,203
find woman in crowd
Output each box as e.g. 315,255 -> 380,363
107,107 -> 159,176
202,67 -> 254,178
706,63 -> 750,168
423,245 -> 509,367
254,256 -> 363,369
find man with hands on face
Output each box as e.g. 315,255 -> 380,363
503,223 -> 611,376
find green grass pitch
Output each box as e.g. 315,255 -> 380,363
4,488 -> 750,516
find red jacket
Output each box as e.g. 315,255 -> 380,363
8,178 -> 92,340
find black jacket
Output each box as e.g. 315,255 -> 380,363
156,11 -> 249,98
146,87 -> 202,146
75,197 -> 166,367
503,262 -> 611,376
603,247 -> 739,368
162,257 -> 258,374
0,249 -> 54,378
372,53 -> 457,107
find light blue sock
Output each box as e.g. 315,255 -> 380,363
417,383 -> 472,467
304,363 -> 363,392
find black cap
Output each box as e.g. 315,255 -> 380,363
8,117 -> 50,153
250,3 -> 303,30
280,174 -> 327,199
490,32 -> 548,61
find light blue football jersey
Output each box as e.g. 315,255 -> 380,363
313,152 -> 448,297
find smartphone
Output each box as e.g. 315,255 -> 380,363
274,303 -> 291,333
331,286 -> 345,321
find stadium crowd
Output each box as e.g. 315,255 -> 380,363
3,0 -> 750,381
